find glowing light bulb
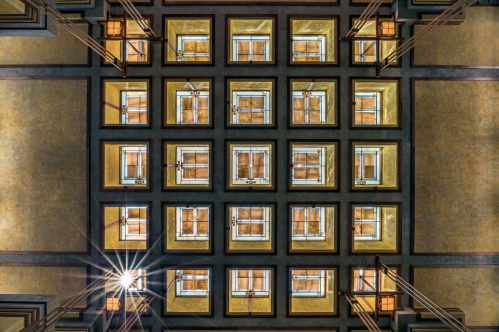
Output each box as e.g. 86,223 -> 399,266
121,271 -> 132,289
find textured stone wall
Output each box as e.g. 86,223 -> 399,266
0,24 -> 89,65
0,265 -> 87,307
414,80 -> 499,253
413,7 -> 499,66
0,79 -> 87,253
413,267 -> 499,326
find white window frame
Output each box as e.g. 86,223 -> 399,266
354,269 -> 376,292
177,35 -> 210,61
232,35 -> 270,62
354,92 -> 381,125
291,147 -> 326,185
124,40 -> 148,62
175,146 -> 210,185
120,206 -> 147,241
121,91 -> 148,125
176,91 -> 210,124
175,270 -> 210,297
231,206 -> 271,242
291,269 -> 326,297
355,147 -> 382,185
232,147 -> 270,185
231,90 -> 270,125
354,206 -> 381,241
292,91 -> 326,125
291,35 -> 326,62
291,207 -> 326,241
120,146 -> 147,185
354,40 -> 377,63
175,207 -> 210,241
231,269 -> 270,297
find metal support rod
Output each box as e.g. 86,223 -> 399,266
376,0 -> 476,76
341,0 -> 385,40
340,292 -> 382,332
377,259 -> 473,332
117,0 -> 162,41
21,270 -> 115,332
21,0 -> 124,73
117,294 -> 155,332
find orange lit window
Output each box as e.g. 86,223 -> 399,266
106,297 -> 120,311
107,21 -> 122,36
380,21 -> 396,37
380,295 -> 395,311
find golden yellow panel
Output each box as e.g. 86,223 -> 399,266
413,7 -> 499,67
0,79 -> 87,253
413,267 -> 499,326
0,265 -> 88,308
0,24 -> 89,66
0,0 -> 25,14
414,80 -> 499,253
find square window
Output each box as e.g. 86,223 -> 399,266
101,203 -> 149,252
101,78 -> 150,128
289,141 -> 338,191
107,21 -> 122,37
163,78 -> 213,128
225,78 -> 276,128
350,140 -> 401,191
380,21 -> 396,37
102,17 -> 152,65
163,267 -> 212,316
164,16 -> 214,65
350,266 -> 400,316
287,266 -> 338,317
288,203 -> 338,254
100,140 -> 150,191
225,203 -> 275,254
163,140 -> 213,191
164,203 -> 212,254
350,17 -> 400,66
289,16 -> 338,65
225,140 -> 276,191
226,16 -> 276,66
289,78 -> 338,128
106,297 -> 121,311
351,78 -> 401,128
225,267 -> 275,317
350,203 -> 400,254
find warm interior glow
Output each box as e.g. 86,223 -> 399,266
121,271 -> 133,289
